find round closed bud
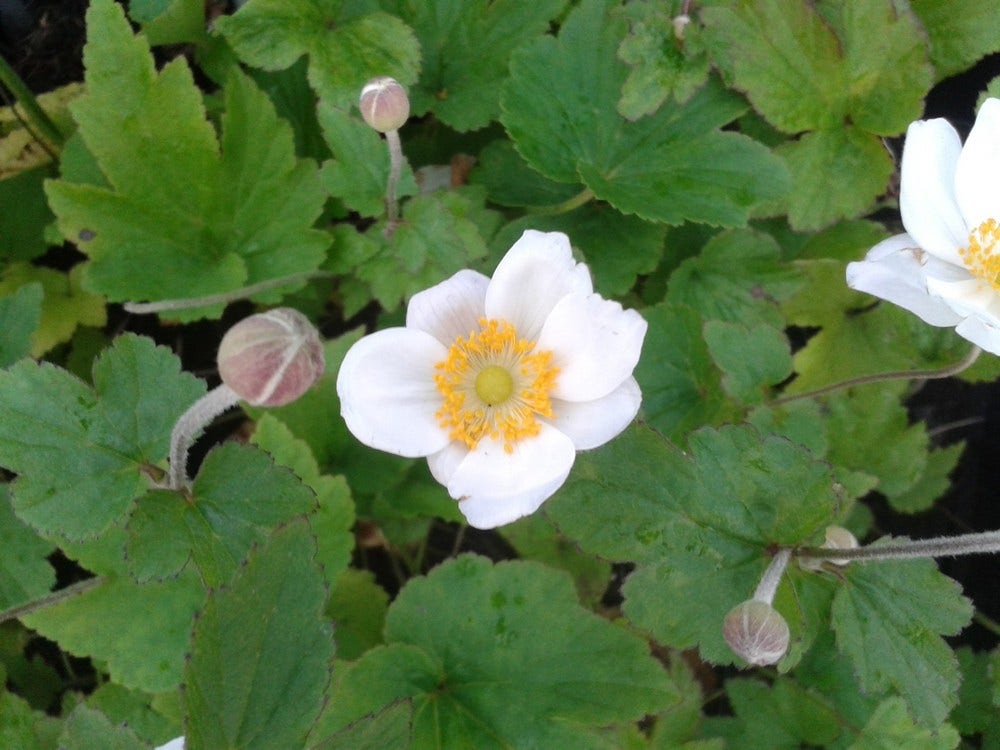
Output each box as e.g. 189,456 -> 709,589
723,600 -> 790,667
359,77 -> 410,132
799,525 -> 860,571
217,308 -> 325,407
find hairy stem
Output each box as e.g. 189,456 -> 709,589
753,548 -> 791,604
772,345 -> 982,406
168,384 -> 242,489
385,128 -> 403,229
0,577 -> 104,625
797,530 -> 1000,563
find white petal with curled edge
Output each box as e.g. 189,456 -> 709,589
549,377 -> 641,450
337,327 -> 450,458
924,276 -> 1000,320
536,293 -> 647,402
847,235 -> 965,326
899,117 -> 967,265
955,315 -> 1000,355
448,424 -> 576,529
406,269 -> 490,347
485,230 -> 593,340
955,98 -> 1000,230
427,440 -> 469,487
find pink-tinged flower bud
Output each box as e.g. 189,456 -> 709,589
359,77 -> 410,133
217,308 -> 325,407
723,599 -> 790,666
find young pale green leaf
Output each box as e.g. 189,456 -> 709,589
666,229 -> 802,328
46,0 -> 329,320
382,0 -> 568,131
317,102 -> 418,218
490,206 -> 666,296
325,555 -> 673,748
185,521 -> 334,750
0,334 -> 204,539
215,0 -> 420,107
58,704 -> 148,750
312,700 -> 413,750
547,423 -> 840,663
704,321 -> 792,406
0,282 -> 42,368
831,549 -> 973,727
0,487 -> 54,610
909,0 -> 1000,80
847,697 -> 959,750
126,442 -> 317,587
22,570 -> 205,693
324,569 -> 388,661
501,0 -> 788,226
250,414 -> 355,581
634,302 -> 733,442
777,127 -> 894,231
616,0 -> 711,119
0,264 -> 105,358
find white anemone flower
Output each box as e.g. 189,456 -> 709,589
337,230 -> 647,529
846,98 -> 1000,354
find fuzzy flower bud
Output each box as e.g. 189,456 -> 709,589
723,599 -> 790,666
799,525 -> 860,571
359,77 -> 410,133
217,308 -> 325,407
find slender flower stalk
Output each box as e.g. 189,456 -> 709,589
797,529 -> 1000,564
384,128 -> 404,226
752,548 -> 791,603
167,384 -> 242,489
359,77 -> 411,231
0,52 -> 65,152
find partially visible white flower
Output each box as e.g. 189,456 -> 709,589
154,738 -> 184,750
847,97 -> 1000,354
337,230 -> 647,529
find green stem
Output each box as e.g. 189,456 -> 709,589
0,53 -> 65,152
123,270 -> 335,314
525,188 -> 596,216
797,529 -> 1000,564
384,128 -> 403,229
973,610 -> 1000,637
0,577 -> 104,625
771,345 -> 981,406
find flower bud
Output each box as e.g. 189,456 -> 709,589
359,77 -> 410,133
723,599 -> 790,666
799,525 -> 860,571
217,308 -> 325,407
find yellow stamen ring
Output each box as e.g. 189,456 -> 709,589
434,318 -> 559,453
960,217 -> 1000,289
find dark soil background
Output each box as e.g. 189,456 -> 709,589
2,0 -> 998,655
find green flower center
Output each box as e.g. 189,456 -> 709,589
475,364 -> 514,405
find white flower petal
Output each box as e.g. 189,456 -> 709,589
485,230 -> 593,340
549,377 -> 641,450
448,424 -> 576,529
406,269 -> 490,347
337,328 -> 450,458
955,315 -> 1000,355
154,739 -> 185,750
899,117 -> 968,265
924,276 -> 1000,320
427,441 -> 469,487
955,98 -> 1000,230
536,293 -> 647,402
846,236 -> 965,326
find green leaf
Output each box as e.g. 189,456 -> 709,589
0,167 -> 53,262
501,0 -> 788,226
0,334 -> 204,539
46,0 -> 329,319
952,647 -> 999,735
490,205 -> 666,296
0,282 -> 43,368
908,0 -> 1000,80
23,570 -> 205,693
634,303 -> 731,442
250,414 -> 355,582
87,682 -> 180,747
0,264 -> 106,358
888,442 -> 963,514
324,569 -> 388,661
548,423 -> 839,663
329,187 -> 494,313
383,0 -> 569,131
317,102 -> 418,218
0,486 -> 55,610
831,549 -> 973,726
721,678 -> 840,749
777,127 -> 894,230
325,555 -> 673,747
0,682 -> 60,750
129,0 -> 206,46
704,321 -> 792,406
58,704 -> 148,750
126,442 -> 317,587
185,521 -> 334,750
847,698 -> 959,750
469,139 -> 581,210
312,700 -> 413,750
215,0 -> 420,107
